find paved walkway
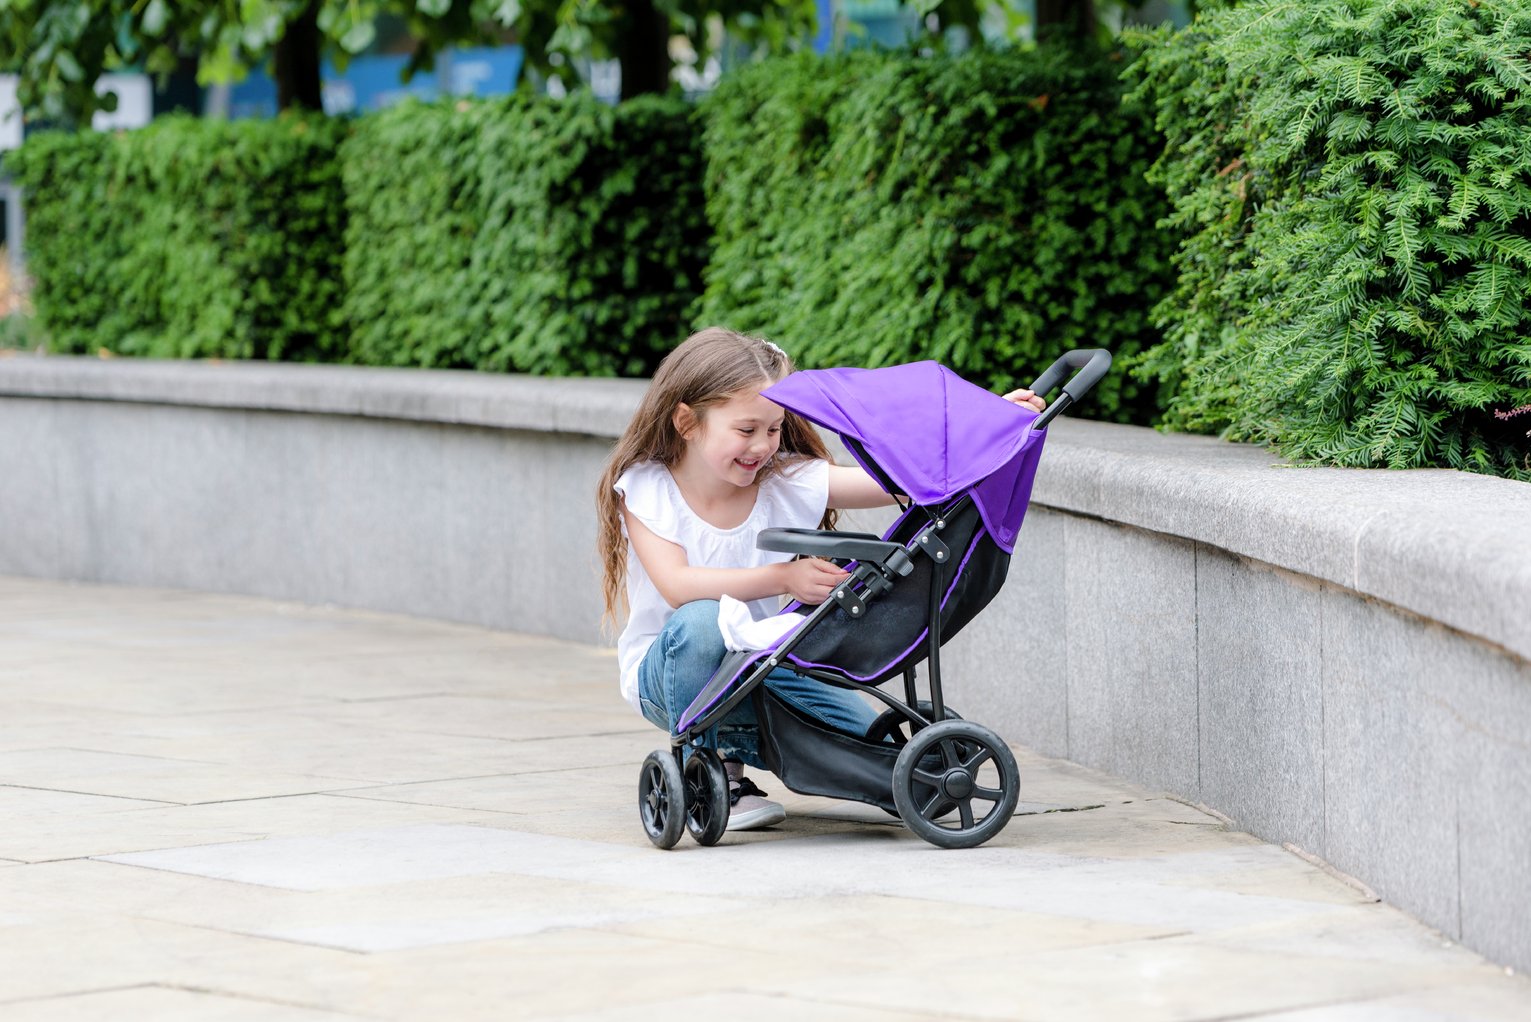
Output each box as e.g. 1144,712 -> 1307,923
3,575 -> 1529,1021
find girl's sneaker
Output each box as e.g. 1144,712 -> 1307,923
724,764 -> 786,831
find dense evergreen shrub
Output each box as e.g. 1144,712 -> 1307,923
701,46 -> 1176,421
342,94 -> 708,376
1128,0 -> 1531,477
12,51 -> 1172,411
3,131 -> 142,351
341,99 -> 484,370
7,115 -> 346,361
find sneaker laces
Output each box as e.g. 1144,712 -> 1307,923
728,776 -> 769,806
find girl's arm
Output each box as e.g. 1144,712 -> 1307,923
623,507 -> 848,607
827,464 -> 900,510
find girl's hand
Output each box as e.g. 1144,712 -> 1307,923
1002,388 -> 1047,413
781,557 -> 850,605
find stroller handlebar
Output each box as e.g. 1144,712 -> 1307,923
1027,348 -> 1113,430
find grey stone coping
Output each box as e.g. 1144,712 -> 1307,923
4,353 -> 1528,661
0,353 -> 649,438
1034,419 -> 1531,664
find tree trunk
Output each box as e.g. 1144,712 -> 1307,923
616,0 -> 672,100
273,0 -> 324,112
152,54 -> 204,116
1035,0 -> 1097,40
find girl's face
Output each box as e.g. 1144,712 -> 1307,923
682,387 -> 785,489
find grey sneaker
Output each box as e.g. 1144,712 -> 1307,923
723,762 -> 786,831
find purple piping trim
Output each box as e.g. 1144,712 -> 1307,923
676,504 -> 962,727
675,607 -> 815,729
676,650 -> 768,731
786,524 -> 983,682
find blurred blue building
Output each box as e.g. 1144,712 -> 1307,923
227,46 -> 525,118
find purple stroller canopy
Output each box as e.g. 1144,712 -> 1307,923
764,361 -> 1046,553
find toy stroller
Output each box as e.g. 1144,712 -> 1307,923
637,350 -> 1112,849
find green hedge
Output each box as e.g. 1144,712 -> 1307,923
7,115 -> 346,361
13,47 -> 1178,418
1128,0 -> 1531,478
341,93 -> 709,376
701,46 -> 1177,422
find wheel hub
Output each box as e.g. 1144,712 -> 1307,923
943,769 -> 973,799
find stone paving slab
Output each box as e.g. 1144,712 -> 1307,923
0,792 -> 518,863
2,574 -> 1529,1020
1,987 -> 371,1022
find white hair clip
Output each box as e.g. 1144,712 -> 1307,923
762,339 -> 787,359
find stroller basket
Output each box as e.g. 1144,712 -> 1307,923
634,350 -> 1112,851
756,688 -> 903,814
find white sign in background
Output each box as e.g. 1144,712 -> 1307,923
92,74 -> 152,132
0,75 -> 21,152
0,73 -> 153,152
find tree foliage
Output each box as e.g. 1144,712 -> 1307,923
520,0 -> 816,99
0,0 -> 820,119
1127,0 -> 1531,478
0,1 -> 519,119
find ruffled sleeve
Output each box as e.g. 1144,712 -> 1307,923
763,457 -> 830,530
614,461 -> 682,545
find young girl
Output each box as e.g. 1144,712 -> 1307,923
597,327 -> 1044,831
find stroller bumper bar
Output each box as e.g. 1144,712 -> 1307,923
757,528 -> 916,577
758,526 -> 922,620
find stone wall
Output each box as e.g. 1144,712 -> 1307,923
3,355 -> 1528,970
0,359 -> 633,643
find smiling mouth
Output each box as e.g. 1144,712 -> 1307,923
735,458 -> 762,471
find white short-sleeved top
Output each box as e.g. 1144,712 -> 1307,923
613,457 -> 830,711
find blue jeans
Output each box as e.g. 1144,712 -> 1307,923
637,600 -> 879,770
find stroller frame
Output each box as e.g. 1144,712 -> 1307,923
636,350 -> 1111,850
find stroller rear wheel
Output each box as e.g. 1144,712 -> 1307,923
892,720 -> 1020,849
683,748 -> 730,846
866,701 -> 962,746
638,749 -> 686,849
870,703 -> 965,820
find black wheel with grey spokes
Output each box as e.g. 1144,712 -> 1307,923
638,749 -> 685,849
892,720 -> 1019,849
683,747 -> 730,846
869,703 -> 963,819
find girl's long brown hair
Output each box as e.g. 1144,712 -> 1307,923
596,327 -> 837,629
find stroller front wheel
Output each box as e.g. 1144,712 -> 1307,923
683,747 -> 730,846
892,720 -> 1020,849
638,749 -> 686,849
